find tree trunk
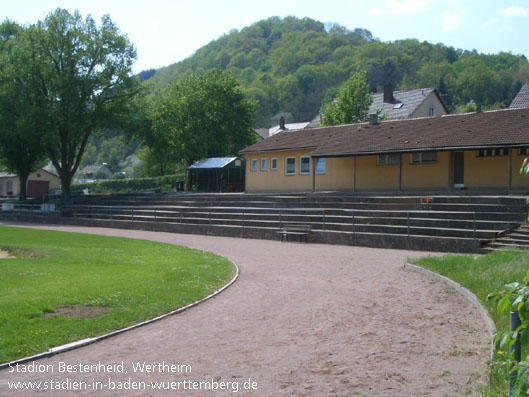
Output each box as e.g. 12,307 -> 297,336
18,172 -> 30,201
60,172 -> 71,200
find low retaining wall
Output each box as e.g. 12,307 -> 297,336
0,212 -> 483,253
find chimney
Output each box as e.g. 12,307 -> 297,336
383,84 -> 394,103
369,113 -> 378,125
279,116 -> 286,130
476,103 -> 482,113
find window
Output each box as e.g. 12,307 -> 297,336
0,182 -> 3,194
377,154 -> 400,166
428,107 -> 435,117
6,181 -> 13,195
285,157 -> 296,175
271,158 -> 278,171
520,148 -> 529,156
410,152 -> 437,164
477,149 -> 508,157
315,158 -> 326,174
300,156 -> 310,174
250,159 -> 258,172
261,158 -> 267,171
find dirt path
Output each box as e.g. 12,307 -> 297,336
0,223 -> 490,396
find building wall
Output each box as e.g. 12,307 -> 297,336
245,151 -> 355,192
401,152 -> 450,189
356,155 -> 399,190
511,150 -> 529,187
464,151 -> 509,188
411,92 -> 448,118
0,170 -> 60,197
245,149 -> 529,192
245,150 -> 314,191
315,157 -> 354,191
0,176 -> 18,196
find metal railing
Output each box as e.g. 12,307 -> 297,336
51,204 -> 508,241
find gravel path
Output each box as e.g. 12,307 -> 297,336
0,223 -> 490,396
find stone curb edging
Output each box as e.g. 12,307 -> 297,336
404,262 -> 496,338
0,261 -> 240,371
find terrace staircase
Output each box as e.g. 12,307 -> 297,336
484,224 -> 529,252
2,192 -> 525,253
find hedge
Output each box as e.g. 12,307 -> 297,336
72,175 -> 185,194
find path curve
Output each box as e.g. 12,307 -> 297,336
0,223 -> 490,396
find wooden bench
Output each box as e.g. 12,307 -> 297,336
277,224 -> 312,243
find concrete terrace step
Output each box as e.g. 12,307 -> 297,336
11,191 -> 522,253
70,210 -> 514,232
77,194 -> 528,207
69,211 -> 502,240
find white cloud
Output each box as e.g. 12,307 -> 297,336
440,1 -> 462,32
369,0 -> 433,15
499,6 -> 528,17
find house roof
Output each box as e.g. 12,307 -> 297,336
0,168 -> 59,179
510,80 -> 529,109
240,108 -> 529,157
269,122 -> 311,136
187,157 -> 238,170
369,88 -> 447,119
254,128 -> 269,139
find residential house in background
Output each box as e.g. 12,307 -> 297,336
240,108 -> 529,193
0,168 -> 60,198
255,117 -> 311,139
79,164 -> 113,180
309,84 -> 449,127
369,85 -> 448,119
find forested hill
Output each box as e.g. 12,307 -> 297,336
145,16 -> 529,128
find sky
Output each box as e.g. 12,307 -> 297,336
2,0 -> 529,73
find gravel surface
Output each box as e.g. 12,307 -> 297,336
0,223 -> 490,396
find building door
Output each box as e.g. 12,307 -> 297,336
453,151 -> 464,188
27,180 -> 50,198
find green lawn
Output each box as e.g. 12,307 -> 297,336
411,249 -> 529,396
0,226 -> 236,364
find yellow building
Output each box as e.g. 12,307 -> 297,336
0,168 -> 61,198
240,108 -> 529,192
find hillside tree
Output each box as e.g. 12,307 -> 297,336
319,71 -> 372,126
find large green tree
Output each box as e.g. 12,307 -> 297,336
143,69 -> 258,169
319,71 -> 372,126
6,9 -> 139,198
0,21 -> 48,199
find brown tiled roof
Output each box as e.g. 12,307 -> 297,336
240,108 -> 529,157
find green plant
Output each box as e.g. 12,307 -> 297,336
72,174 -> 185,194
488,272 -> 529,395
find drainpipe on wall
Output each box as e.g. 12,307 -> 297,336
398,154 -> 402,191
353,156 -> 357,193
312,157 -> 316,193
509,149 -> 513,190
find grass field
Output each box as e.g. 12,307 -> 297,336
0,226 -> 236,364
411,249 -> 529,396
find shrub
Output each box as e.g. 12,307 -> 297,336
72,175 -> 185,194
